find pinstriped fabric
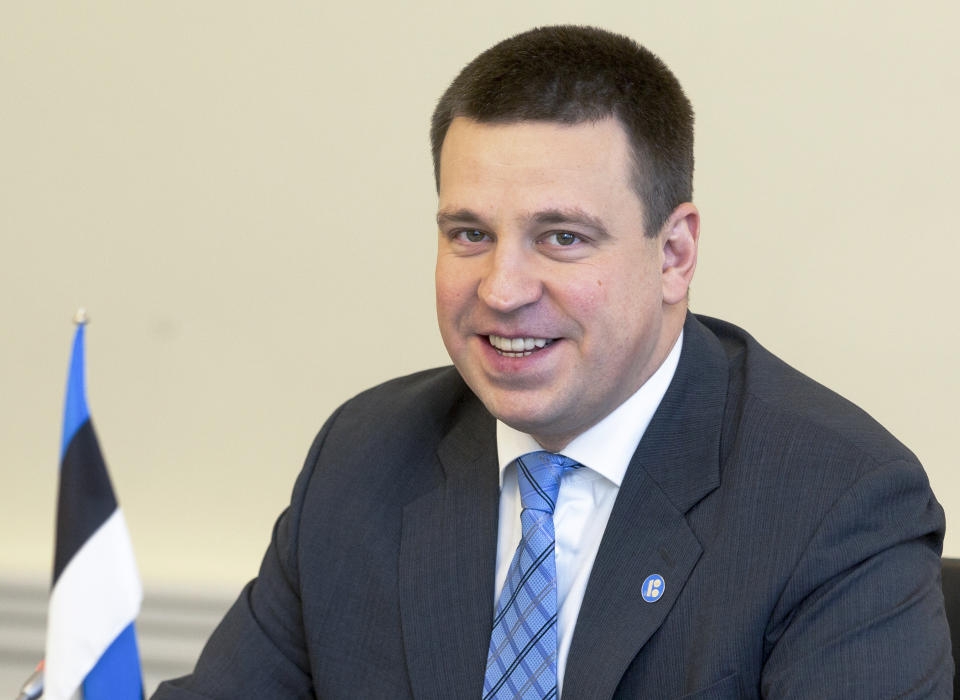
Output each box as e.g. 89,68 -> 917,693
483,451 -> 580,700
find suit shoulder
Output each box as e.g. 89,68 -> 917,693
695,314 -> 919,469
311,365 -> 482,463
341,365 -> 471,424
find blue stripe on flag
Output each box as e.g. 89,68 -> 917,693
82,622 -> 144,699
61,323 -> 90,461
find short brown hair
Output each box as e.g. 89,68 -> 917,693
431,25 -> 694,236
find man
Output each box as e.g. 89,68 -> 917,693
155,26 -> 952,699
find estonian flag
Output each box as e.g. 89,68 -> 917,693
44,314 -> 144,699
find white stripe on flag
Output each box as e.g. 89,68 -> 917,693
45,508 -> 143,700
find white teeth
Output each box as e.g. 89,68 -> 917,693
488,334 -> 553,355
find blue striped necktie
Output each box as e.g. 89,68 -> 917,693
483,451 -> 580,700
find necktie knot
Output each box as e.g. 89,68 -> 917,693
514,451 -> 580,515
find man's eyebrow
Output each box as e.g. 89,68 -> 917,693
436,208 -> 485,226
530,208 -> 609,236
437,207 -> 610,237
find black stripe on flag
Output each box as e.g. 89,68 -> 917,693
53,419 -> 118,585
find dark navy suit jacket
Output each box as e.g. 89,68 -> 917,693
154,314 -> 953,698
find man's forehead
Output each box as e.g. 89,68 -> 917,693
438,117 -> 636,190
437,117 -> 643,228
440,115 -> 632,155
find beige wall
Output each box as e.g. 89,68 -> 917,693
2,1 -> 957,593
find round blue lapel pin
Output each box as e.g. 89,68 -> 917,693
641,573 -> 665,603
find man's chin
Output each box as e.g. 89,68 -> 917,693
482,394 -> 570,441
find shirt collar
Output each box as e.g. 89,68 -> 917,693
496,330 -> 683,488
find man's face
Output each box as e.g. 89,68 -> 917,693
435,117 -> 687,451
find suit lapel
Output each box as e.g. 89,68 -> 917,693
563,315 -> 730,700
399,394 -> 499,699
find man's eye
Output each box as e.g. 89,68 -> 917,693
550,231 -> 579,246
456,229 -> 488,243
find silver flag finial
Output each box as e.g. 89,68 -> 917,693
73,308 -> 89,325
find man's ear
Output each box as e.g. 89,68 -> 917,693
660,202 -> 700,305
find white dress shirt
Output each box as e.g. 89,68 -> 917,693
494,332 -> 682,695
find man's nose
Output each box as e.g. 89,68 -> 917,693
477,245 -> 543,313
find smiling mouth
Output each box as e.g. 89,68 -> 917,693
487,334 -> 555,357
